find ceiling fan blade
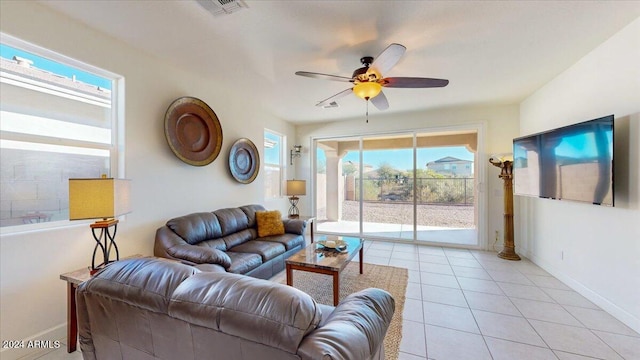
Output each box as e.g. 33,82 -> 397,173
368,43 -> 406,77
315,88 -> 353,107
383,77 -> 449,88
295,71 -> 353,82
370,91 -> 389,111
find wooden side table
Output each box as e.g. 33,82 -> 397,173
59,254 -> 142,353
59,267 -> 91,353
296,216 -> 316,243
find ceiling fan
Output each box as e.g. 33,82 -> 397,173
295,43 -> 449,112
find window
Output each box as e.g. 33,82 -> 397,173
0,35 -> 122,230
264,130 -> 283,198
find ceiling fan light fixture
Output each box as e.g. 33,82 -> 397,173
353,82 -> 382,100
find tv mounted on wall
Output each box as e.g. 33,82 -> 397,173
513,114 -> 614,206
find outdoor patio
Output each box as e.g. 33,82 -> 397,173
317,201 -> 477,246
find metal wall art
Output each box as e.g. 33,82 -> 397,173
164,96 -> 222,166
228,138 -> 259,184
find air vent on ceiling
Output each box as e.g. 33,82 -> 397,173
196,0 -> 247,17
322,101 -> 339,109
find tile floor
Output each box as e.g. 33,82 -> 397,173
359,241 -> 639,360
29,240 -> 639,360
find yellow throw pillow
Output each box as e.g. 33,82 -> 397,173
256,210 -> 285,237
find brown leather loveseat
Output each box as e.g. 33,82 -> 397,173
77,258 -> 395,360
155,204 -> 306,279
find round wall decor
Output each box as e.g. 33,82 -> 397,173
164,96 -> 222,166
228,138 -> 259,184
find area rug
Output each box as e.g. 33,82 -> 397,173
281,263 -> 407,360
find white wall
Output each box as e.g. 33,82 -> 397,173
295,104 -> 521,250
518,18 -> 640,332
0,2 -> 295,359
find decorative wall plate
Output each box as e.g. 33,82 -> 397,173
164,97 -> 222,166
229,138 -> 259,184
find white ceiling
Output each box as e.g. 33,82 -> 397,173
39,1 -> 640,124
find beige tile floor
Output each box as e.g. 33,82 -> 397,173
30,240 -> 639,360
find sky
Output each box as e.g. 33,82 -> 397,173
264,131 -> 281,164
0,44 -> 112,89
318,146 -> 474,171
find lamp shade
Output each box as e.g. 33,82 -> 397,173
353,82 -> 382,100
286,180 -> 306,196
69,178 -> 132,220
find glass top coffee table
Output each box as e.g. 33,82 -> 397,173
285,235 -> 363,306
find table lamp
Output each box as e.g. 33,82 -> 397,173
286,179 -> 306,218
69,176 -> 132,274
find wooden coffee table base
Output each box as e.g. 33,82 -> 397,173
286,246 -> 363,306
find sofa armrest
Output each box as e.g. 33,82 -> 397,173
168,244 -> 232,269
282,218 -> 307,235
297,288 -> 395,360
155,226 -> 231,269
76,286 -> 97,360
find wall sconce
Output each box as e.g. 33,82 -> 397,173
290,145 -> 302,165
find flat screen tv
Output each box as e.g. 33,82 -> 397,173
513,114 -> 614,206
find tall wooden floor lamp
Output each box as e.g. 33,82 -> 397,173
489,157 -> 521,261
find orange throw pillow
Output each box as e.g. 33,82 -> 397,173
256,210 -> 285,237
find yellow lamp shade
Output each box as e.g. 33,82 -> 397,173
286,180 -> 306,196
353,82 -> 382,100
69,178 -> 132,220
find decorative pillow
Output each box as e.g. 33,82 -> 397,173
256,210 -> 285,237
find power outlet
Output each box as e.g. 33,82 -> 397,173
492,230 -> 500,251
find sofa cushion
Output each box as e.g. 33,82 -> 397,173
166,212 -> 222,245
239,204 -> 267,228
261,233 -> 305,251
222,228 -> 254,249
79,258 -> 200,314
214,208 -> 250,236
229,240 -> 286,262
225,252 -> 262,274
256,210 -> 285,237
169,272 -> 322,354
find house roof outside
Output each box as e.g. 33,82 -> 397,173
427,156 -> 473,166
0,56 -> 110,103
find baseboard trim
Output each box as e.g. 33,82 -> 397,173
0,323 -> 66,360
526,251 -> 640,334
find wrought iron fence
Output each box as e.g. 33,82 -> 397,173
351,177 -> 474,205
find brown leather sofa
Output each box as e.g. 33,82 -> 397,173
77,258 -> 395,360
154,204 -> 306,279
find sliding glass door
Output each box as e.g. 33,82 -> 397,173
415,131 -> 478,245
360,134 -> 414,240
314,128 -> 479,247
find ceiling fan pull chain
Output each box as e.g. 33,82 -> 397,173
366,99 -> 369,123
